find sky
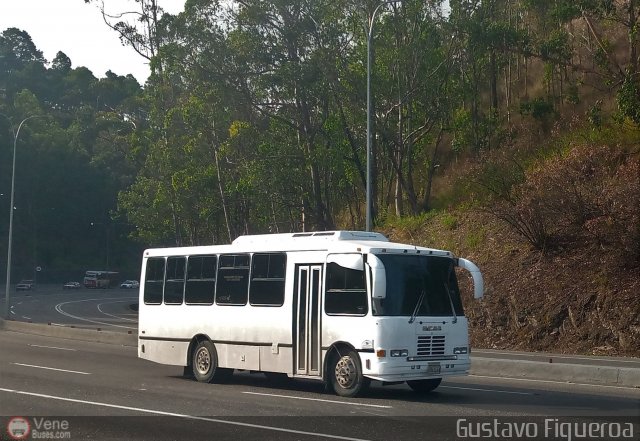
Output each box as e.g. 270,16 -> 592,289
0,0 -> 185,84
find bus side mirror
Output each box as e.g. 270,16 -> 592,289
367,254 -> 386,299
456,258 -> 484,299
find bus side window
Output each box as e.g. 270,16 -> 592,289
185,255 -> 216,305
144,258 -> 165,305
249,253 -> 286,306
325,262 -> 368,316
164,256 -> 186,305
216,254 -> 250,305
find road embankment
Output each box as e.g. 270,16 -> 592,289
0,318 -> 136,346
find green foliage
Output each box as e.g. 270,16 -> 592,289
441,212 -> 459,230
464,228 -> 486,250
2,0 -> 640,279
539,30 -> 572,63
385,211 -> 437,233
616,75 -> 640,125
519,98 -> 555,120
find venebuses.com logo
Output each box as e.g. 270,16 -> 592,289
5,417 -> 71,440
6,417 -> 30,440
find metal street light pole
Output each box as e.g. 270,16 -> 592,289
4,115 -> 40,319
366,1 -> 399,231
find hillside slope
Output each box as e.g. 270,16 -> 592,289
382,144 -> 640,356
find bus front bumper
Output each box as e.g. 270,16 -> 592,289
361,357 -> 470,382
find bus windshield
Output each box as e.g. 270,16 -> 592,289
372,254 -> 464,317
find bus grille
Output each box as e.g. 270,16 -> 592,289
417,335 -> 446,356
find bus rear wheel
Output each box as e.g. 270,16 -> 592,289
191,340 -> 231,383
407,378 -> 442,394
329,349 -> 370,397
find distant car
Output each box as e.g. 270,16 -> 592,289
63,281 -> 81,290
120,280 -> 139,289
16,280 -> 34,291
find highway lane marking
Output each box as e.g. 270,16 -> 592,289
242,391 -> 392,408
11,363 -> 90,375
55,297 -> 137,330
28,344 -> 77,352
440,386 -> 534,395
21,316 -> 32,320
0,388 -> 371,441
97,300 -> 139,323
470,375 -> 640,391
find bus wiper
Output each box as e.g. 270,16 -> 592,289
408,289 -> 426,324
444,264 -> 457,324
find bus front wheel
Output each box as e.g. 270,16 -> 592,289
191,340 -> 231,383
407,378 -> 442,394
329,349 -> 370,398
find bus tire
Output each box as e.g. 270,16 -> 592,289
406,378 -> 442,394
191,340 -> 231,383
329,349 -> 370,397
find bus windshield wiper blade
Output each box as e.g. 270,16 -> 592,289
444,263 -> 457,324
408,289 -> 426,324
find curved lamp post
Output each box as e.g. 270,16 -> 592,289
4,115 -> 41,319
366,1 -> 400,231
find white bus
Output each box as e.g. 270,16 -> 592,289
138,231 -> 483,397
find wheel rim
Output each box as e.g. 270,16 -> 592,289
334,355 -> 357,389
195,346 -> 211,376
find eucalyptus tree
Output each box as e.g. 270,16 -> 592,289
224,0 -> 359,230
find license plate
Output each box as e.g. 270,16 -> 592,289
427,363 -> 441,375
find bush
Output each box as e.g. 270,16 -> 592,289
585,156 -> 640,263
486,144 -> 640,262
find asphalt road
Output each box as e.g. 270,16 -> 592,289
3,285 -> 138,331
0,331 -> 638,441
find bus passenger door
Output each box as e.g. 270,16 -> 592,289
294,264 -> 322,376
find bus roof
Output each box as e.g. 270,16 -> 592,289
143,231 -> 453,258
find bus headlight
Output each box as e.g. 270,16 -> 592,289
390,349 -> 408,357
453,346 -> 468,354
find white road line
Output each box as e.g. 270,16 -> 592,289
10,310 -> 15,315
0,388 -> 371,441
11,363 -> 90,375
28,344 -> 77,352
242,391 -> 392,409
21,316 -> 32,320
97,300 -> 138,323
440,386 -> 534,395
469,374 -> 640,391
55,297 -> 137,330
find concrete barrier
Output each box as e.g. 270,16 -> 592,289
471,356 -> 640,388
0,319 -> 137,346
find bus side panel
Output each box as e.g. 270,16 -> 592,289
139,339 -> 189,366
215,343 -> 260,370
259,345 -> 293,374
